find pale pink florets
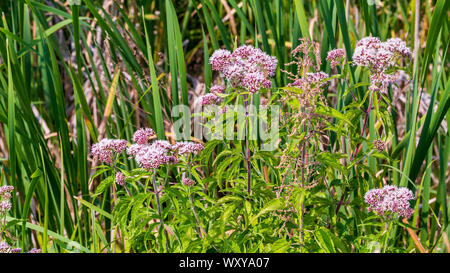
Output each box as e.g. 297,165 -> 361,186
241,72 -> 272,93
133,128 -> 155,145
151,140 -> 173,151
0,242 -> 11,253
127,140 -> 176,170
352,37 -> 390,70
232,45 -> 256,59
209,49 -> 232,71
385,38 -> 412,59
353,37 -> 411,71
223,63 -> 245,86
182,177 -> 196,187
0,241 -> 20,253
210,84 -> 225,95
0,185 -> 14,197
353,36 -> 411,92
28,248 -> 42,253
127,138 -> 179,170
0,201 -> 12,213
219,105 -> 228,114
210,45 -> 277,93
132,145 -> 172,170
356,36 -> 381,48
196,93 -> 219,106
370,72 -> 396,91
115,172 -> 125,186
126,143 -> 142,157
364,185 -> 415,219
91,138 -> 128,165
373,139 -> 386,152
326,48 -> 345,68
174,141 -> 204,156
0,185 -> 13,214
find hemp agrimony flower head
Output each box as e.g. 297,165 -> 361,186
115,172 -> 126,186
352,36 -> 412,91
209,45 -> 277,93
209,84 -> 225,95
0,241 -> 10,253
127,143 -> 174,170
326,48 -> 345,69
127,129 -> 178,170
373,139 -> 386,152
182,177 -> 196,187
364,185 -> 415,219
173,141 -> 204,157
91,138 -> 128,165
0,185 -> 13,199
133,127 -> 155,145
0,241 -> 21,253
196,93 -> 219,106
0,185 -> 14,214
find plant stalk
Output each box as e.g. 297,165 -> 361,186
152,171 -> 169,252
244,95 -> 252,194
336,87 -> 375,215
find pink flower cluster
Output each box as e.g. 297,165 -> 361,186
210,84 -> 225,95
196,93 -> 219,106
0,185 -> 13,197
133,128 -> 155,145
352,37 -> 412,89
373,139 -> 386,152
0,185 -> 14,214
127,128 -> 204,170
364,185 -> 415,219
209,45 -> 277,93
182,177 -> 196,187
173,141 -> 204,156
0,241 -> 21,253
127,141 -> 175,170
91,138 -> 128,165
326,48 -> 345,69
0,242 -> 11,253
115,172 -> 126,186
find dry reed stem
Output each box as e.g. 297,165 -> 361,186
402,218 -> 427,253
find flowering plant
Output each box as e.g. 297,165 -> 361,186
86,38 -> 422,253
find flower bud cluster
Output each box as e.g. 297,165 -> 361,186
364,185 -> 415,219
352,37 -> 412,90
0,185 -> 14,214
91,138 -> 128,165
209,45 -> 277,94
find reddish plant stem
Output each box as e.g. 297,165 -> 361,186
402,218 -> 427,253
244,95 -> 251,194
335,88 -> 374,215
350,89 -> 374,161
152,171 -> 169,252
